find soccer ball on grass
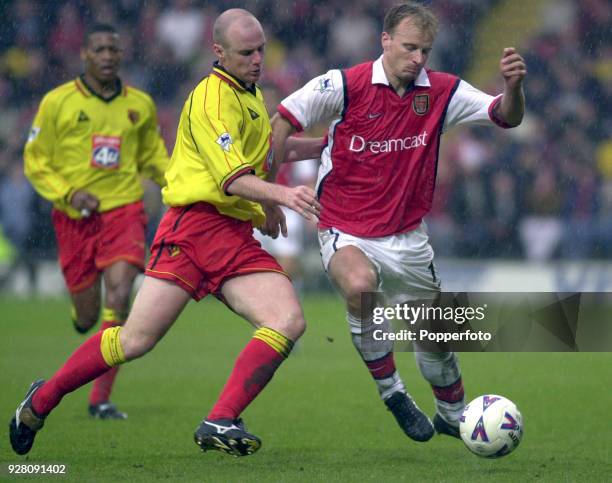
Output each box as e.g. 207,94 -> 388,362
459,394 -> 523,458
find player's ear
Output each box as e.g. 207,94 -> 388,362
381,31 -> 391,51
213,43 -> 224,62
80,46 -> 87,63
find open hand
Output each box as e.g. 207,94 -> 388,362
279,185 -> 321,221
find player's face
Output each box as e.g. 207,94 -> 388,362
382,17 -> 433,83
215,21 -> 265,85
81,32 -> 122,83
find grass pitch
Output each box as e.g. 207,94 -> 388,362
1,295 -> 610,482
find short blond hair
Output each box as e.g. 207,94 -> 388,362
383,2 -> 439,39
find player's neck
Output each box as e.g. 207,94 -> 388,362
389,78 -> 410,97
381,58 -> 412,97
83,72 -> 120,99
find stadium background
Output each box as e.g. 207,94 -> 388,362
0,2 -> 611,481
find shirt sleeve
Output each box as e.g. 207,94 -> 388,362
137,100 -> 170,187
23,93 -> 74,204
444,80 -> 510,131
278,69 -> 345,131
190,83 -> 254,194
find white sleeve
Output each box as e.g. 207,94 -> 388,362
444,80 -> 504,131
278,70 -> 344,131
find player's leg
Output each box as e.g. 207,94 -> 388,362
70,277 -> 102,333
103,260 -> 140,320
416,350 -> 463,439
328,246 -> 405,397
86,202 -> 148,417
194,271 -> 304,456
9,276 -> 190,455
326,244 -> 434,442
86,260 -> 141,419
51,209 -> 102,333
395,224 -> 464,438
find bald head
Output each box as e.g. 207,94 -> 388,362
213,8 -> 261,48
212,8 -> 266,86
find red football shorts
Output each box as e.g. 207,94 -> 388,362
52,201 -> 147,294
146,202 -> 286,301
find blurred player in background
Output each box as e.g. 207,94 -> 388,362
273,2 -> 526,442
22,23 -> 169,419
11,8 -> 322,458
254,159 -> 318,288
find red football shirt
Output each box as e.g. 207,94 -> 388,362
278,56 -> 509,237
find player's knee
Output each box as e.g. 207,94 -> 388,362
266,309 -> 306,342
105,281 -> 133,312
344,269 -> 378,308
119,328 -> 158,360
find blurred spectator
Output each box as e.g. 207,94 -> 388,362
328,4 -> 378,66
519,167 -> 564,261
156,0 -> 208,62
488,170 -> 521,257
449,158 -> 491,257
48,2 -> 85,58
0,158 -> 37,293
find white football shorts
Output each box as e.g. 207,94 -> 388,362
318,222 -> 441,300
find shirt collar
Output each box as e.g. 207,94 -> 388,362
212,61 -> 257,95
371,55 -> 430,87
76,74 -> 125,102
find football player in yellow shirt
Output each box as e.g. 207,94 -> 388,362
23,23 -> 169,420
11,9 -> 321,457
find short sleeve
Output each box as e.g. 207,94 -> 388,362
444,80 -> 508,131
278,70 -> 345,131
190,86 -> 254,194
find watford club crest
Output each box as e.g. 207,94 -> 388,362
413,94 -> 429,115
128,109 -> 140,124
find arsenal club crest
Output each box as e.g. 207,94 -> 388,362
128,109 -> 140,124
413,94 -> 429,115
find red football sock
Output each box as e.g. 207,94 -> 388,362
432,377 -> 465,404
207,337 -> 287,421
89,321 -> 122,405
32,331 -> 111,415
364,352 -> 397,380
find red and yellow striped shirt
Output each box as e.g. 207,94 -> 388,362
162,65 -> 272,226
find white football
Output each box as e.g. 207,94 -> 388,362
459,394 -> 523,458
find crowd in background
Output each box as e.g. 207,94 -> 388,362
0,0 -> 610,283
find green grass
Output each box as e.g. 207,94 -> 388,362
1,295 -> 611,482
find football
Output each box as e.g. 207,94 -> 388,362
459,395 -> 523,458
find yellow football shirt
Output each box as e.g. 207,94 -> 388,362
24,76 -> 169,218
162,64 -> 272,226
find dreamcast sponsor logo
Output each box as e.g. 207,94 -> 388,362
348,131 -> 428,154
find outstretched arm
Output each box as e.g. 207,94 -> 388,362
496,47 -> 526,127
226,174 -> 320,222
283,135 -> 324,164
269,113 -> 297,182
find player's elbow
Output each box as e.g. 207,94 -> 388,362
271,113 -> 294,135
